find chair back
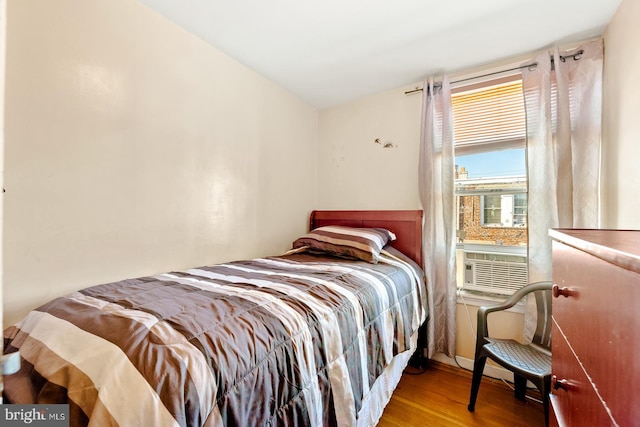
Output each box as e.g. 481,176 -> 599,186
531,287 -> 553,350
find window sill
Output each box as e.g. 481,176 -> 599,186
456,288 -> 526,314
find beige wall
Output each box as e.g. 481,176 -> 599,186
455,302 -> 524,360
3,0 -> 318,326
317,86 -> 423,209
602,0 -> 640,229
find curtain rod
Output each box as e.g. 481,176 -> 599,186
404,50 -> 584,95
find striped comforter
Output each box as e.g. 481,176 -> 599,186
3,248 -> 427,427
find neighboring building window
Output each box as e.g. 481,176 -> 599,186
453,76 -> 528,297
481,194 -> 527,227
483,195 -> 504,226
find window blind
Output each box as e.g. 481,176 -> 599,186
452,79 -> 526,155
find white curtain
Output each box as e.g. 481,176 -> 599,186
522,39 -> 603,338
418,76 -> 457,358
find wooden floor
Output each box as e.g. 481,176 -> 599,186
378,361 -> 545,427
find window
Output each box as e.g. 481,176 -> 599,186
513,194 -> 527,226
453,76 -> 528,297
481,194 -> 527,227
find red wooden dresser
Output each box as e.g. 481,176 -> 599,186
549,229 -> 640,426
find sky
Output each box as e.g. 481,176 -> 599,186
455,148 -> 526,179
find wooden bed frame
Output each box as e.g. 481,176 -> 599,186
309,210 -> 424,268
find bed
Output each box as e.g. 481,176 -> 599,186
3,210 -> 427,427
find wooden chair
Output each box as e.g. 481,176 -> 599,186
467,281 -> 553,426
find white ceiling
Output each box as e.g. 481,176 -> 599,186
138,0 -> 621,108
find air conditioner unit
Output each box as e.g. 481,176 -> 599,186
463,251 -> 528,295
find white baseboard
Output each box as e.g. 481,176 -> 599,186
431,352 -> 516,383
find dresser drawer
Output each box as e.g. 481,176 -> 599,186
551,318 -> 614,426
552,240 -> 640,424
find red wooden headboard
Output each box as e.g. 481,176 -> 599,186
309,210 -> 424,268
